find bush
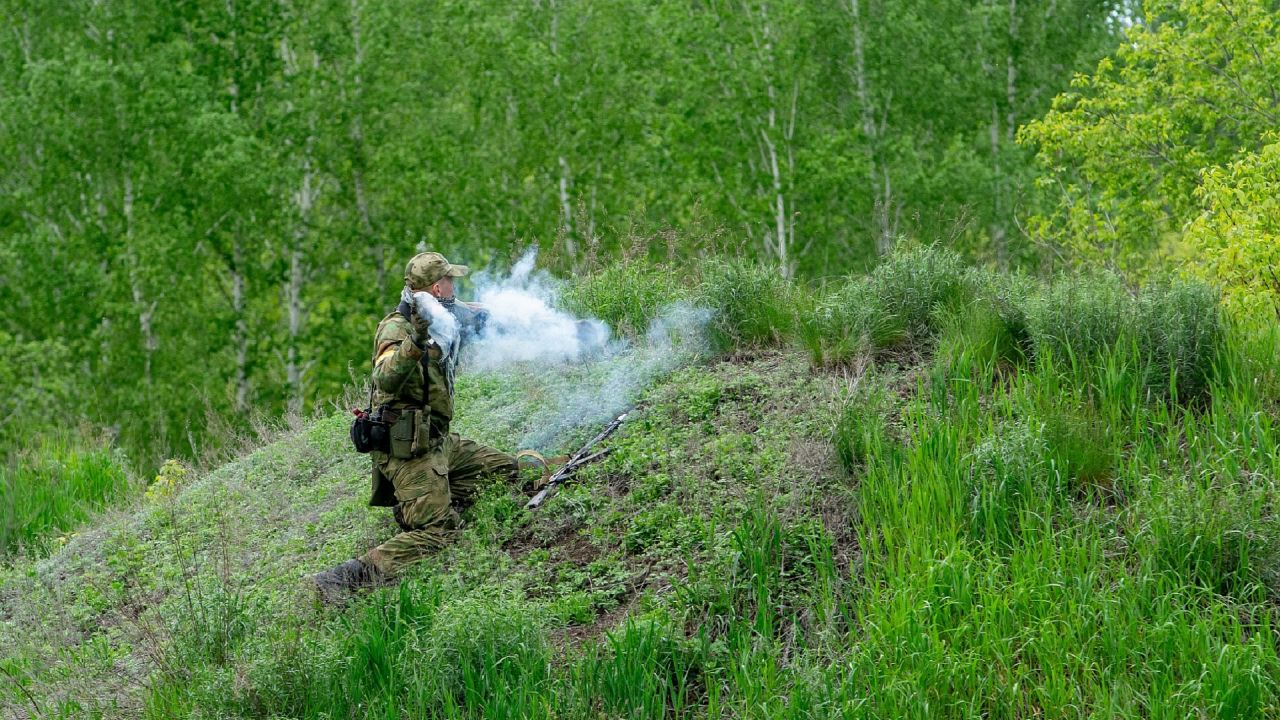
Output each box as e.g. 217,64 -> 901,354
804,244 -> 973,365
1025,274 -> 1223,400
1025,274 -> 1131,365
693,259 -> 795,351
869,244 -> 974,340
561,258 -> 687,340
1132,280 -> 1222,400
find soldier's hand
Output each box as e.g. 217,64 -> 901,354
408,308 -> 432,346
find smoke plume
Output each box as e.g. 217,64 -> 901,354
455,248 -> 709,450
467,249 -> 612,369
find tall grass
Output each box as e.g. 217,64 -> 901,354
693,259 -> 796,352
804,244 -> 974,365
0,438 -> 131,556
560,258 -> 688,340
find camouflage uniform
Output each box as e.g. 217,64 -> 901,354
356,253 -> 517,576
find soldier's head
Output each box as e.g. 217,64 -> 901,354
405,252 -> 468,300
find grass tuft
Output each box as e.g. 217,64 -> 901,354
693,259 -> 795,352
0,438 -> 132,556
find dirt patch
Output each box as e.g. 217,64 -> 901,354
548,596 -> 639,653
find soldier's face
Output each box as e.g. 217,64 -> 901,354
430,276 -> 456,299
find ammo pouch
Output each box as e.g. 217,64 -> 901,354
389,408 -> 418,459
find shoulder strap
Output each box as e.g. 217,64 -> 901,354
394,300 -> 430,416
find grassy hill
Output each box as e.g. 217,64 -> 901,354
4,248 -> 1280,718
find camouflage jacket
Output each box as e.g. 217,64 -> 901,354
370,300 -> 486,434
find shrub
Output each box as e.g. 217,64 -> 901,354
1025,274 -> 1223,400
805,244 -> 973,365
693,259 -> 795,351
1131,280 -> 1222,400
868,244 -> 974,340
561,258 -> 687,340
1025,274 -> 1131,365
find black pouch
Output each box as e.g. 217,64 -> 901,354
350,413 -> 390,454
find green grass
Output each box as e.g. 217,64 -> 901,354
560,257 -> 688,340
4,249 -> 1280,718
0,438 -> 132,556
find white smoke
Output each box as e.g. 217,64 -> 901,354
516,302 -> 710,450
446,247 -> 710,450
466,249 -> 611,369
401,286 -> 459,361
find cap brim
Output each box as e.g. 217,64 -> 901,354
447,264 -> 468,277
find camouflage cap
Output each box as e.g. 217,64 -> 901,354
405,252 -> 468,290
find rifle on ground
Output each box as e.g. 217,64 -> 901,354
526,413 -> 627,509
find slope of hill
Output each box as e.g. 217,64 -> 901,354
4,252 -> 1280,718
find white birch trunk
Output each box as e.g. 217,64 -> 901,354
287,160 -> 318,415
847,0 -> 895,254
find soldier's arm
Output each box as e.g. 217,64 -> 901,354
371,318 -> 424,395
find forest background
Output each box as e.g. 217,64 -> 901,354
1,0 -> 1276,480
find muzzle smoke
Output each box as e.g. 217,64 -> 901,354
455,248 -> 709,450
467,249 -> 611,369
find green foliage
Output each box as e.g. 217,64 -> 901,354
0,0 -> 1129,469
560,258 -> 687,340
581,618 -> 698,720
1024,274 -> 1223,400
833,388 -> 892,475
1187,137 -> 1280,323
694,259 -> 796,352
1135,479 -> 1280,600
0,439 -> 131,556
1021,0 -> 1280,273
805,244 -> 975,365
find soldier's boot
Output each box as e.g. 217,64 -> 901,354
312,558 -> 380,601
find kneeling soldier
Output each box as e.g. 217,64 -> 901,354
314,252 -> 517,595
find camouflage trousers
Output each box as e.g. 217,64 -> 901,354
359,433 -> 516,575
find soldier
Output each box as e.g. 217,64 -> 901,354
314,252 -> 518,596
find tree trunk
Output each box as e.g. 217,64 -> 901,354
348,0 -> 386,298
847,0 -> 894,255
231,230 -> 249,412
286,159 -> 317,415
